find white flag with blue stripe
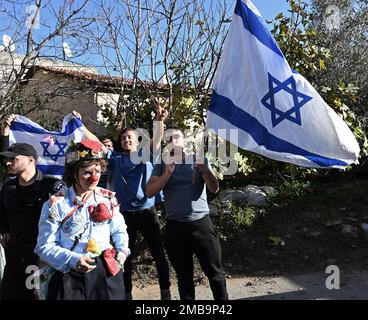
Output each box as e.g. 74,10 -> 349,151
207,0 -> 360,168
8,114 -> 84,177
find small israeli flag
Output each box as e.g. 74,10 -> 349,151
206,0 -> 360,168
8,114 -> 84,177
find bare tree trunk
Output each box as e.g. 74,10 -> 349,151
0,0 -> 92,117
85,0 -> 232,131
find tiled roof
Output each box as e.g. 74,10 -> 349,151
24,65 -> 168,89
25,65 -> 133,86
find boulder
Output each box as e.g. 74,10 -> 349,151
243,185 -> 268,207
260,186 -> 275,195
217,189 -> 247,202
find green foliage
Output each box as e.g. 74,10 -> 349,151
197,0 -> 367,179
268,0 -> 368,166
212,201 -> 265,242
272,0 -> 334,77
319,82 -> 368,155
98,88 -> 163,144
206,133 -> 254,180
269,177 -> 312,204
233,152 -> 254,176
310,0 -> 368,135
97,0 -> 367,180
99,103 -> 123,141
212,176 -> 311,244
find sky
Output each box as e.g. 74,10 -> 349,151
252,0 -> 293,20
252,0 -> 311,22
0,0 -> 313,47
0,0 -> 312,75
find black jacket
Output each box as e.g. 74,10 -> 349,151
0,135 -> 9,153
0,170 -> 64,251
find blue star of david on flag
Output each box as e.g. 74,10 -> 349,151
40,138 -> 68,162
7,113 -> 84,178
261,73 -> 313,127
207,0 -> 360,169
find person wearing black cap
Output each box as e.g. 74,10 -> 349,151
35,140 -> 129,300
0,115 -> 64,300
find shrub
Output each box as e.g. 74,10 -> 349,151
212,200 -> 265,242
269,178 -> 312,204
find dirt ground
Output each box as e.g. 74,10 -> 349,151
132,268 -> 368,300
130,174 -> 368,300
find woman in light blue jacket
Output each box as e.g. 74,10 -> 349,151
35,140 -> 130,300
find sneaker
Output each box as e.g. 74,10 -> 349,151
160,289 -> 171,300
125,292 -> 132,300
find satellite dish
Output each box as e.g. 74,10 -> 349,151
62,41 -> 72,58
2,34 -> 15,53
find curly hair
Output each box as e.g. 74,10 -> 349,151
63,159 -> 107,187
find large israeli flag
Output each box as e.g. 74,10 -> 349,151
207,0 -> 360,168
8,114 -> 84,177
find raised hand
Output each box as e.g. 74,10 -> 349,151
1,114 -> 16,136
155,100 -> 168,121
72,110 -> 82,120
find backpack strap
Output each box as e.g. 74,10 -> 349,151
61,191 -> 93,225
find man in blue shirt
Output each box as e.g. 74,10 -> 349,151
81,105 -> 171,300
146,128 -> 228,300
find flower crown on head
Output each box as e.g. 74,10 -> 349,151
66,139 -> 105,165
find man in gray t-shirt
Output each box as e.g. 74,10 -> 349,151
147,128 -> 228,300
151,156 -> 210,222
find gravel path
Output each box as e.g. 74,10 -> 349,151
132,268 -> 368,300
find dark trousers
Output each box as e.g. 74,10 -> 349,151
166,215 -> 228,300
1,249 -> 38,300
61,256 -> 125,300
123,207 -> 170,293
